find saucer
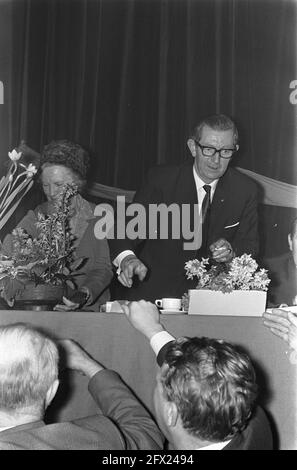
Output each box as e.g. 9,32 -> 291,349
160,309 -> 186,314
266,306 -> 297,314
280,306 -> 297,314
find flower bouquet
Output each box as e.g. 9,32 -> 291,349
182,254 -> 270,316
0,183 -> 85,309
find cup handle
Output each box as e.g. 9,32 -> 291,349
155,299 -> 162,308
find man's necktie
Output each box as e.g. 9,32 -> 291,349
200,184 -> 211,255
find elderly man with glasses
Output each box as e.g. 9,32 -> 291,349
110,114 -> 259,301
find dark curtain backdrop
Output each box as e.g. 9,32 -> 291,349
2,0 -> 297,255
0,0 -> 11,174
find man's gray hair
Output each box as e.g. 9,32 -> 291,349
0,323 -> 59,409
192,114 -> 239,146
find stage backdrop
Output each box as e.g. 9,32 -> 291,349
0,0 -> 11,178
0,0 -> 296,256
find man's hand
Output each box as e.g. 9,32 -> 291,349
58,339 -> 103,378
122,300 -> 164,340
209,238 -> 234,262
118,255 -> 148,288
263,308 -> 297,352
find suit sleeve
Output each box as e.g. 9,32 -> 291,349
78,235 -> 113,304
156,341 -> 174,367
87,369 -> 164,450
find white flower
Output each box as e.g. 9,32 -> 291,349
25,164 -> 37,178
1,149 -> 38,232
8,149 -> 22,161
185,258 -> 209,280
184,253 -> 270,292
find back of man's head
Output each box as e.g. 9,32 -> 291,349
160,336 -> 257,443
0,323 -> 59,411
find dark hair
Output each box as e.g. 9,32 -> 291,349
289,217 -> 297,238
192,114 -> 239,145
41,140 -> 90,180
161,336 -> 257,442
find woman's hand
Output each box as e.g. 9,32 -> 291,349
54,289 -> 90,311
54,296 -> 80,312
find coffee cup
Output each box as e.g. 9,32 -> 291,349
155,298 -> 181,310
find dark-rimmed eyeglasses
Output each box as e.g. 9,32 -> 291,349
195,141 -> 237,159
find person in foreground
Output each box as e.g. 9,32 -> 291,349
0,323 -> 164,450
122,301 -> 273,450
262,218 -> 297,353
110,114 -> 259,301
1,140 -> 112,311
264,217 -> 297,308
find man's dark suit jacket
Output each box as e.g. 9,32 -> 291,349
109,161 -> 259,301
264,252 -> 297,307
157,341 -> 273,450
0,370 -> 164,450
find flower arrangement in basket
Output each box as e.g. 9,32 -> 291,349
182,254 -> 271,315
0,183 -> 84,307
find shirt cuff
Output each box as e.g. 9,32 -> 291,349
113,250 -> 135,275
150,331 -> 175,356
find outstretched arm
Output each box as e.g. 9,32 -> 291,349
58,339 -> 104,377
122,300 -> 176,364
58,338 -> 164,450
121,300 -> 165,339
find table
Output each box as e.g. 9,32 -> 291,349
0,310 -> 295,449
